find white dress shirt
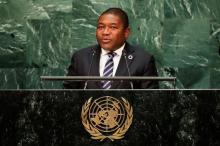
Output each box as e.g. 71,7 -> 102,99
99,44 -> 125,77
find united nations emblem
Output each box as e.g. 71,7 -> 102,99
81,96 -> 133,141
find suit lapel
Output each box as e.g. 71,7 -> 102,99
91,45 -> 101,76
112,43 -> 135,89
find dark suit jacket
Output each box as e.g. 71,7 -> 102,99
63,43 -> 159,89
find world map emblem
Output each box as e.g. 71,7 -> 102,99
81,96 -> 133,141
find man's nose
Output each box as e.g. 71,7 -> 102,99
103,27 -> 110,35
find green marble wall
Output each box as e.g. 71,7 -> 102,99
0,0 -> 220,89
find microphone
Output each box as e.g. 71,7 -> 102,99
83,48 -> 96,89
123,50 -> 134,89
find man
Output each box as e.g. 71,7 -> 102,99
64,8 -> 159,89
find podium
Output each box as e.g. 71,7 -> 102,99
0,90 -> 219,146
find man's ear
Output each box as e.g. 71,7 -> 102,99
125,27 -> 131,39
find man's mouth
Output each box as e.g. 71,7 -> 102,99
102,39 -> 111,43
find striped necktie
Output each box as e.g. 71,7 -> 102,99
102,52 -> 116,89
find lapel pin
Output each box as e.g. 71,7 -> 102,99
128,55 -> 133,60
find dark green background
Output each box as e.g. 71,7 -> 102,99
0,0 -> 220,89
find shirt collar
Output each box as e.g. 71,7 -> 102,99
101,43 -> 125,56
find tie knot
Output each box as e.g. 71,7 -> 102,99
108,52 -> 116,58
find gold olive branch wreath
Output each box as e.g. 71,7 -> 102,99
81,97 -> 133,141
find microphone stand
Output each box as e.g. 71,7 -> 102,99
123,50 -> 134,89
83,48 -> 96,89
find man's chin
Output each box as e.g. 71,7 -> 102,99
100,44 -> 114,51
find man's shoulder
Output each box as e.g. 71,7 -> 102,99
73,44 -> 99,55
126,43 -> 153,58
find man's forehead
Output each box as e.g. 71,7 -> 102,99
98,13 -> 122,22
98,22 -> 118,25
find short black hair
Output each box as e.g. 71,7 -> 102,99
100,8 -> 129,28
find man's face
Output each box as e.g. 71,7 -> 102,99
96,13 -> 130,51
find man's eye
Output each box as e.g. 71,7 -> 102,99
110,26 -> 117,29
98,26 -> 104,29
